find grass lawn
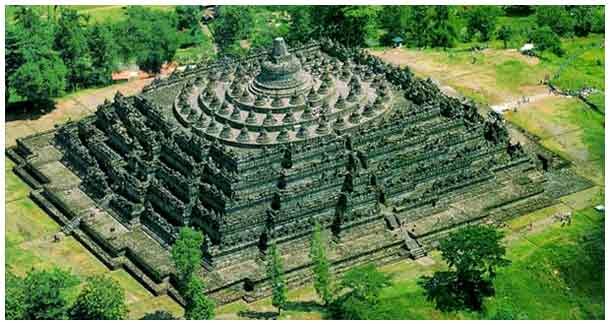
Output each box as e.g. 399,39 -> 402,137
505,95 -> 604,185
78,5 -> 175,23
215,200 -> 604,320
5,5 -> 175,24
4,157 -> 184,319
546,34 -> 605,93
371,46 -> 549,106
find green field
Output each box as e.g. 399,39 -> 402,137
4,159 -> 184,319
215,196 -> 604,320
5,5 -> 175,24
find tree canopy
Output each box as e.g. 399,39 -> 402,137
210,6 -> 255,57
70,275 -> 128,320
330,264 -> 391,319
419,225 -> 509,311
183,275 -> 215,320
535,6 -> 575,36
115,7 -> 179,73
22,268 -> 80,320
5,270 -> 26,320
379,6 -> 457,48
440,225 -> 509,278
170,227 -> 215,320
464,6 -> 501,42
267,242 -> 288,314
310,222 -> 333,305
87,23 -> 119,86
496,25 -> 513,48
171,226 -> 204,288
532,26 -> 564,57
7,7 -> 67,104
54,8 -> 93,90
176,5 -> 202,30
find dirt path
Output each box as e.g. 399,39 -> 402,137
490,91 -> 562,114
5,78 -> 153,148
370,47 -> 549,106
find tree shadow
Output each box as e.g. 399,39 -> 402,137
283,300 -> 326,313
6,99 -> 56,122
140,310 -> 177,320
237,309 -> 278,320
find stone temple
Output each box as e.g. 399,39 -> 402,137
9,38 -> 592,304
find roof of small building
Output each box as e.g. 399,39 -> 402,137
520,43 -> 535,52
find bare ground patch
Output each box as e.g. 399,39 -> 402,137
5,78 -> 153,147
370,48 -> 550,106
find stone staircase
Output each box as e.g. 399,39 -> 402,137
61,215 -> 83,234
402,230 -> 426,260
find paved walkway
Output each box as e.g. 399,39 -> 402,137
5,78 -> 153,147
490,91 -> 561,114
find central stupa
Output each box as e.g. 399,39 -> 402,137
250,37 -> 312,97
173,37 -> 393,146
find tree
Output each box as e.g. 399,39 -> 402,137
531,26 -> 564,56
171,227 -> 204,289
378,5 -> 410,33
589,6 -> 605,33
209,6 -> 255,56
419,225 -> 509,311
6,22 -> 24,103
426,6 -> 458,48
535,6 -> 575,36
8,7 -> 67,104
87,23 -> 119,86
70,275 -> 128,320
407,6 -> 431,48
115,7 -> 179,73
54,8 -> 93,89
441,225 -> 509,283
22,267 -> 80,320
10,41 -> 67,104
170,227 -> 215,319
571,6 -> 605,36
378,6 -> 411,46
267,242 -> 287,314
382,6 -> 457,49
339,264 -> 390,305
176,5 -> 202,30
340,6 -> 382,47
330,264 -> 391,319
465,6 -> 501,42
183,275 -> 215,320
12,6 -> 42,30
10,53 -> 68,104
503,5 -> 534,16
310,222 -> 333,305
293,6 -> 381,48
5,271 -> 26,320
497,25 -> 513,49
286,6 -> 315,43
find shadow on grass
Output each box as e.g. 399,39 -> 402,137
236,301 -> 328,320
237,310 -> 278,320
6,99 -> 56,122
283,300 -> 326,313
